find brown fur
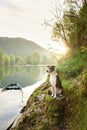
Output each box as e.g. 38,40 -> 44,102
56,75 -> 63,89
56,75 -> 63,94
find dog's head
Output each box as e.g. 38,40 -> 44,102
46,65 -> 55,73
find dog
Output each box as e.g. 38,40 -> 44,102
47,65 -> 63,98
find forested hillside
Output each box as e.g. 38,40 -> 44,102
0,37 -> 49,57
0,37 -> 57,65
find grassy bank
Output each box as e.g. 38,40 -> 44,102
12,48 -> 87,130
56,47 -> 87,130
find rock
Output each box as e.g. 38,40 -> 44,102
37,94 -> 45,102
20,106 -> 26,113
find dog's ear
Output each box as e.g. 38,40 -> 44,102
53,66 -> 55,68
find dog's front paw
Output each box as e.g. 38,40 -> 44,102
54,95 -> 56,98
51,93 -> 54,97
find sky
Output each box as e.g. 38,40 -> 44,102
0,0 -> 53,48
0,0 -> 68,55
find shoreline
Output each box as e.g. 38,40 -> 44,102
22,77 -> 47,105
7,77 -> 47,130
0,77 -> 46,130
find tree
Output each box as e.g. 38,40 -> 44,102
42,56 -> 48,64
45,0 -> 87,49
15,56 -> 20,64
9,55 -> 15,65
26,56 -> 32,64
2,55 -> 10,65
44,0 -> 70,47
63,0 -> 87,47
18,57 -> 25,65
31,53 -> 40,65
15,56 -> 25,65
77,2 -> 87,46
62,4 -> 79,48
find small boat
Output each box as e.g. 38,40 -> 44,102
1,83 -> 22,92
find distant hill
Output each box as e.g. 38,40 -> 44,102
0,37 -> 50,57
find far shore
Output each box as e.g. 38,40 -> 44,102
0,64 -> 55,67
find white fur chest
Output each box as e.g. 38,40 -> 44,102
50,72 -> 57,87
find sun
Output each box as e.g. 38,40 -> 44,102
58,44 -> 68,55
48,40 -> 69,58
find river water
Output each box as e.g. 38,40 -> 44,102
0,66 -> 47,130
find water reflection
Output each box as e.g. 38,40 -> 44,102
0,66 -> 46,88
0,66 -> 47,130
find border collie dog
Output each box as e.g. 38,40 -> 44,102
47,65 -> 63,98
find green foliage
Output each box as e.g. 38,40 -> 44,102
9,55 -> 15,65
77,3 -> 87,44
45,95 -> 53,104
26,56 -> 32,64
51,1 -> 87,48
62,80 -> 72,89
41,55 -> 47,64
56,48 -> 87,82
66,91 -> 87,130
63,9 -> 78,47
39,122 -> 50,130
82,70 -> 87,85
2,55 -> 10,65
0,45 -> 57,65
15,56 -> 25,64
46,96 -> 62,113
55,48 -> 87,130
30,52 -> 40,65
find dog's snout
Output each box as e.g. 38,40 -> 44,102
46,69 -> 49,73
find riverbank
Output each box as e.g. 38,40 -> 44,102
22,77 -> 47,105
12,81 -> 67,130
11,48 -> 87,130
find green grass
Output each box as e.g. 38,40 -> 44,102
56,48 -> 87,85
55,48 -> 87,130
39,122 -> 50,130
